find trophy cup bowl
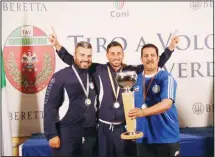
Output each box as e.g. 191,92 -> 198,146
116,71 -> 143,140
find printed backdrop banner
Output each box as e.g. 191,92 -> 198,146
2,1 -> 214,137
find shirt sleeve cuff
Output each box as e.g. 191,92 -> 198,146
56,46 -> 65,53
45,132 -> 58,141
167,47 -> 174,53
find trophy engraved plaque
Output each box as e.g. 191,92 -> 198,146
116,71 -> 143,140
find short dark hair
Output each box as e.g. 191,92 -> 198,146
107,41 -> 123,53
75,41 -> 92,53
141,44 -> 159,57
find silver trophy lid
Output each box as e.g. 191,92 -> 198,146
115,71 -> 137,90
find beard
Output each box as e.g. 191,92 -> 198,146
75,60 -> 91,69
110,59 -> 122,67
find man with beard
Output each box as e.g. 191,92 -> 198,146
128,43 -> 180,157
49,28 -> 179,157
44,41 -> 98,157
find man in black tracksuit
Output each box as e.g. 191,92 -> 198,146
49,31 -> 179,156
44,41 -> 98,157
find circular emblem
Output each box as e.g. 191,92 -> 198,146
152,84 -> 160,93
192,102 -> 204,115
3,25 -> 55,94
190,1 -> 202,10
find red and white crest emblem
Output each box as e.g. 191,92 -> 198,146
3,25 -> 55,94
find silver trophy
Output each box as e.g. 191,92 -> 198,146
116,71 -> 143,140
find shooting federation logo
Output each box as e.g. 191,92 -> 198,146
3,25 -> 55,94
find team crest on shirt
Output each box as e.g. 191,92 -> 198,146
152,84 -> 160,93
89,82 -> 94,89
133,86 -> 139,92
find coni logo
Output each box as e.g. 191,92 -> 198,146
113,0 -> 125,10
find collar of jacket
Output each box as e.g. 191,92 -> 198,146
106,62 -> 123,72
71,63 -> 89,74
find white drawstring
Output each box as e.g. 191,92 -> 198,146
99,119 -> 123,132
109,123 -> 114,131
82,137 -> 85,144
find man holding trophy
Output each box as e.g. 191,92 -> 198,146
49,28 -> 179,156
128,44 -> 180,156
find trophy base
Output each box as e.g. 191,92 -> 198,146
121,131 -> 143,140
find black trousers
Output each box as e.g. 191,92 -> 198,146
51,126 -> 82,157
81,127 -> 98,157
124,140 -> 137,156
137,142 -> 180,157
98,122 -> 126,157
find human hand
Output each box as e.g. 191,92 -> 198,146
49,136 -> 60,148
128,108 -> 144,119
49,27 -> 62,51
168,35 -> 180,51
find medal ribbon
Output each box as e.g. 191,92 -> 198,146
72,65 -> 89,99
143,74 -> 155,101
107,66 -> 122,102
